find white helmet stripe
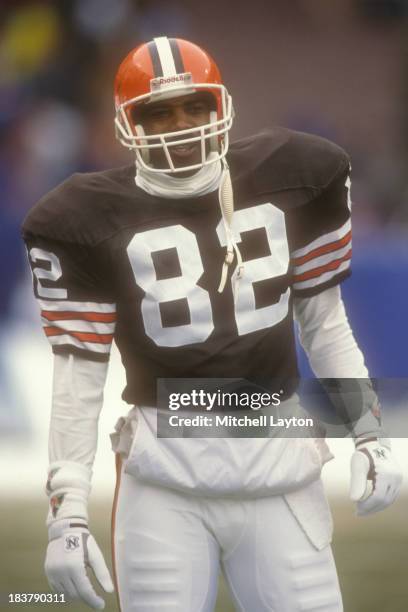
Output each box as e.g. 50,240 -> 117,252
154,37 -> 177,76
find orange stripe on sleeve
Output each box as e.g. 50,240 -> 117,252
41,311 -> 117,323
293,249 -> 352,283
292,231 -> 352,266
44,327 -> 114,344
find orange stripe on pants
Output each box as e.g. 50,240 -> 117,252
111,453 -> 122,612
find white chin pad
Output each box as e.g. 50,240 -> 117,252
209,110 -> 219,152
135,124 -> 150,164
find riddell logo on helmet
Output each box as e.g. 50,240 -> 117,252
159,75 -> 188,85
150,72 -> 193,93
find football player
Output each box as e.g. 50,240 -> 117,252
23,37 -> 402,611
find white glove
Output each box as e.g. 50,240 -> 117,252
350,439 -> 402,516
45,519 -> 114,610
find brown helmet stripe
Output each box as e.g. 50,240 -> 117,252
169,38 -> 185,74
147,41 -> 163,77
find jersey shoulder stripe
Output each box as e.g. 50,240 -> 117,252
292,229 -> 351,266
39,299 -> 116,357
293,249 -> 352,284
291,219 -> 352,293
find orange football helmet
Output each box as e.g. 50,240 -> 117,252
114,36 -> 233,173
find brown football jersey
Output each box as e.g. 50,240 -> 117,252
22,127 -> 351,406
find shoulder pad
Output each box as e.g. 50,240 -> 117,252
229,128 -> 350,208
22,165 -> 136,245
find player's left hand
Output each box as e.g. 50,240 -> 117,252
349,439 -> 402,516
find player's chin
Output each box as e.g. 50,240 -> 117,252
169,143 -> 202,168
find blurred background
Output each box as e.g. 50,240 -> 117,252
1,0 -> 408,610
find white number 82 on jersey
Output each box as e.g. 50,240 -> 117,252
127,203 -> 290,347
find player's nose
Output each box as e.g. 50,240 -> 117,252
172,108 -> 193,131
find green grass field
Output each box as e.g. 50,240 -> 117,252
1,496 -> 407,611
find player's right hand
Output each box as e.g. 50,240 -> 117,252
45,519 -> 114,610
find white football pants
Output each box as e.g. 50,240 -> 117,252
112,456 -> 343,612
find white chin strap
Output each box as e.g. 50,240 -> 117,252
135,124 -> 150,165
217,161 -> 244,297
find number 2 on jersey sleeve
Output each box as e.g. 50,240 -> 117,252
127,204 -> 290,347
29,248 -> 68,299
